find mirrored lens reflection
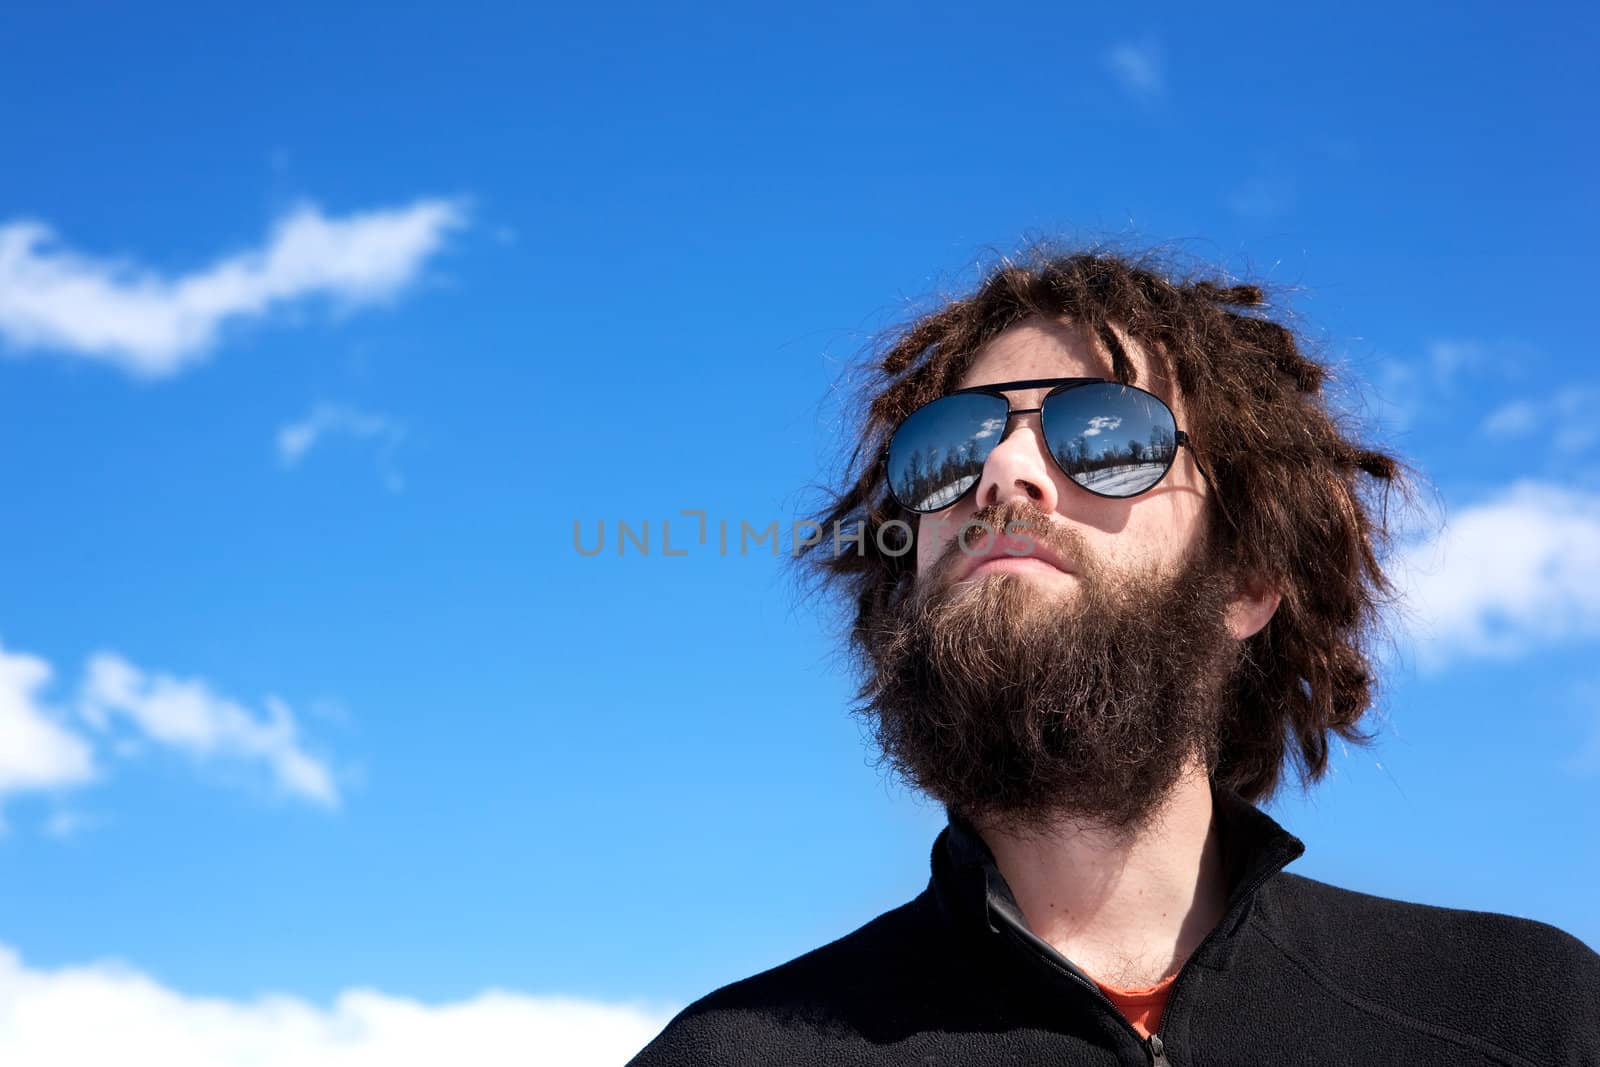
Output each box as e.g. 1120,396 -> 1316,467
887,393 -> 1009,511
1043,383 -> 1178,497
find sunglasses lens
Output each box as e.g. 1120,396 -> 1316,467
887,392 -> 1010,511
1042,383 -> 1180,497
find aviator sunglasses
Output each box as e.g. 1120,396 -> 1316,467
885,378 -> 1194,513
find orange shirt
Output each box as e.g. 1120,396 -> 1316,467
1089,970 -> 1178,1039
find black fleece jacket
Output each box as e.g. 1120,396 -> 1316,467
628,786 -> 1600,1065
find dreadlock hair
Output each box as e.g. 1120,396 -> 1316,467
799,242 -> 1414,806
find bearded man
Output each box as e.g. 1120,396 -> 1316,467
628,248 -> 1600,1065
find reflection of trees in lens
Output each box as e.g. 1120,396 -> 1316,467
898,443 -> 984,510
1053,436 -> 1091,474
1148,424 -> 1175,458
1049,405 -> 1177,495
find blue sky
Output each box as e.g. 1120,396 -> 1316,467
1,1 -> 1597,1062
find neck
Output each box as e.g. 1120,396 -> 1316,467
971,757 -> 1226,990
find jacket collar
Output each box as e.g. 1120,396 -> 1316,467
929,782 -> 1306,972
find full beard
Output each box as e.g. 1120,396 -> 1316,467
857,502 -> 1244,844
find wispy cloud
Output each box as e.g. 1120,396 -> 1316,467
1480,384 -> 1600,455
1481,400 -> 1538,436
277,403 -> 407,492
1105,42 -> 1164,99
0,942 -> 675,1067
1227,175 -> 1295,220
0,639 -> 340,821
40,809 -> 98,839
1560,678 -> 1600,778
1369,339 -> 1512,434
1393,481 -> 1600,670
0,198 -> 467,378
1426,340 -> 1487,382
80,653 -> 339,808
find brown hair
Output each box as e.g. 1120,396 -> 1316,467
799,242 -> 1415,805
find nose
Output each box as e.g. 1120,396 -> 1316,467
973,418 -> 1059,513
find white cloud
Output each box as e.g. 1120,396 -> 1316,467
0,642 -> 96,803
1105,42 -> 1164,99
0,198 -> 467,378
1393,481 -> 1600,670
277,404 -> 406,492
3,637 -> 343,823
972,416 -> 1005,441
79,653 -> 339,808
0,943 -> 675,1067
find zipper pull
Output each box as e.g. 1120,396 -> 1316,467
1147,1033 -> 1171,1066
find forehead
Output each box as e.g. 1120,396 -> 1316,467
957,317 -> 1180,413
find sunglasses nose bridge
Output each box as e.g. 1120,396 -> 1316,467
991,405 -> 1044,453
972,414 -> 1059,513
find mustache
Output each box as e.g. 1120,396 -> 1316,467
923,499 -> 1092,588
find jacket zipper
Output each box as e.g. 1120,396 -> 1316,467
1142,850 -> 1302,1065
990,840 -> 1299,1067
1134,858 -> 1290,1065
994,920 -> 1163,1055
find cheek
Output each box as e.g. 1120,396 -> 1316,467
914,514 -> 952,574
1117,507 -> 1204,577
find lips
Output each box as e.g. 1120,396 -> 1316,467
955,533 -> 1072,582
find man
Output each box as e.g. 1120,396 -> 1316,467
628,248 -> 1600,1065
